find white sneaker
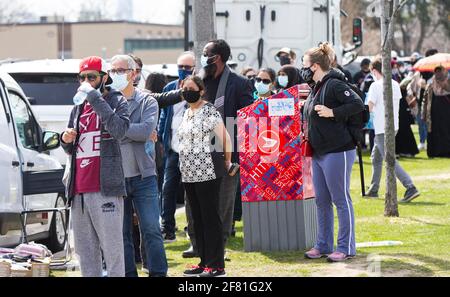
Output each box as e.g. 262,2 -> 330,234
418,143 -> 426,150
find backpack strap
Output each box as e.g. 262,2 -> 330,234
319,79 -> 332,105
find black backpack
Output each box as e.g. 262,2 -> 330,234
320,79 -> 370,145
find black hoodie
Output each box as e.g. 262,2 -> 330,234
303,69 -> 364,156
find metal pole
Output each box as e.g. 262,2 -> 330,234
192,0 -> 216,70
61,16 -> 65,61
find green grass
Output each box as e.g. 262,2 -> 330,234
52,126 -> 450,277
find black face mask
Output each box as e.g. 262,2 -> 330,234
183,90 -> 201,103
279,56 -> 291,66
300,66 -> 315,85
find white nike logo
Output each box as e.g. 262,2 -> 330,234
262,137 -> 277,148
80,159 -> 93,168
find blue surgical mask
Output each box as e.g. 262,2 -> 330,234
278,75 -> 289,88
109,73 -> 129,91
255,81 -> 271,95
178,69 -> 193,81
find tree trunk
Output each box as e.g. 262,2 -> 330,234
381,0 -> 399,217
192,0 -> 217,70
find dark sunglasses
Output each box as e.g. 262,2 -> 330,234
178,65 -> 194,71
255,77 -> 272,84
78,73 -> 101,82
246,75 -> 256,80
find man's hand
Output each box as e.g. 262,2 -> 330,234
77,82 -> 95,94
314,105 -> 334,118
149,130 -> 158,142
62,128 -> 77,143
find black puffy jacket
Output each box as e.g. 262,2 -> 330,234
303,69 -> 364,156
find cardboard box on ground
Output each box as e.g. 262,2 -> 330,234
0,243 -> 52,277
0,258 -> 51,277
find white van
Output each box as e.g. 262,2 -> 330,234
187,0 -> 362,70
0,71 -> 66,252
0,59 -> 81,165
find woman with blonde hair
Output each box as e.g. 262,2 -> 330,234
301,42 -> 364,262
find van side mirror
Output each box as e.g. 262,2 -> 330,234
42,131 -> 60,151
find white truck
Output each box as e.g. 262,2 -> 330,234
187,0 -> 362,70
0,59 -> 81,165
0,71 -> 67,252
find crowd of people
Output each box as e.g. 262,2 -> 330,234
60,37 -> 449,277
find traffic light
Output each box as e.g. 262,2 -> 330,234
353,18 -> 363,46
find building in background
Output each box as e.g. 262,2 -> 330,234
0,20 -> 184,64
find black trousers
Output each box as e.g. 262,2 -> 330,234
184,178 -> 224,269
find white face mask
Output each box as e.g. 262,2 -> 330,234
201,55 -> 209,68
109,73 -> 130,91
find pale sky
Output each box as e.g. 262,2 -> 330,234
5,0 -> 184,24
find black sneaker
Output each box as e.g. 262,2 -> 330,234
400,186 -> 420,203
183,265 -> 204,277
163,232 -> 176,243
364,185 -> 379,198
364,191 -> 379,198
182,246 -> 199,258
198,268 -> 226,277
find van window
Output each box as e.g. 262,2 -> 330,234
10,73 -> 78,105
8,92 -> 40,150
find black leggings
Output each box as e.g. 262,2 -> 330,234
184,178 -> 224,269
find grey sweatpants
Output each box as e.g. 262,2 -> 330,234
72,193 -> 125,277
369,133 -> 414,193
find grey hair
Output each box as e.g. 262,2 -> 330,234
178,51 -> 196,62
111,54 -> 136,70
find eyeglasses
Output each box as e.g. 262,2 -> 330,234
78,73 -> 101,82
255,77 -> 272,84
246,75 -> 256,80
178,65 -> 194,71
108,68 -> 132,75
135,68 -> 142,74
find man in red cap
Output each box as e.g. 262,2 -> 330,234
60,56 -> 130,277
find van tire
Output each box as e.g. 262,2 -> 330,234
45,194 -> 68,253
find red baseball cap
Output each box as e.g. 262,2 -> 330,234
79,56 -> 109,74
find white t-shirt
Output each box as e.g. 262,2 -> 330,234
367,78 -> 402,135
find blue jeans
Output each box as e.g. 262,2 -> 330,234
416,114 -> 427,144
160,150 -> 182,234
123,175 -> 168,277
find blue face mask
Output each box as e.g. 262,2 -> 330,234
255,81 -> 271,95
278,75 -> 289,88
178,69 -> 193,81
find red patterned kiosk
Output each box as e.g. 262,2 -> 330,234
237,85 -> 317,252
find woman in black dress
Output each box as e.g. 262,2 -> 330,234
396,87 -> 419,157
423,67 -> 450,158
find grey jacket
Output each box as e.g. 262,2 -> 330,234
120,88 -> 159,178
61,88 -> 130,202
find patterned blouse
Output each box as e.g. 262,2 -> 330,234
178,102 -> 224,183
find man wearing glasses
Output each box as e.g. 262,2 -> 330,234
60,56 -> 130,277
109,54 -> 168,277
158,52 -> 195,248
